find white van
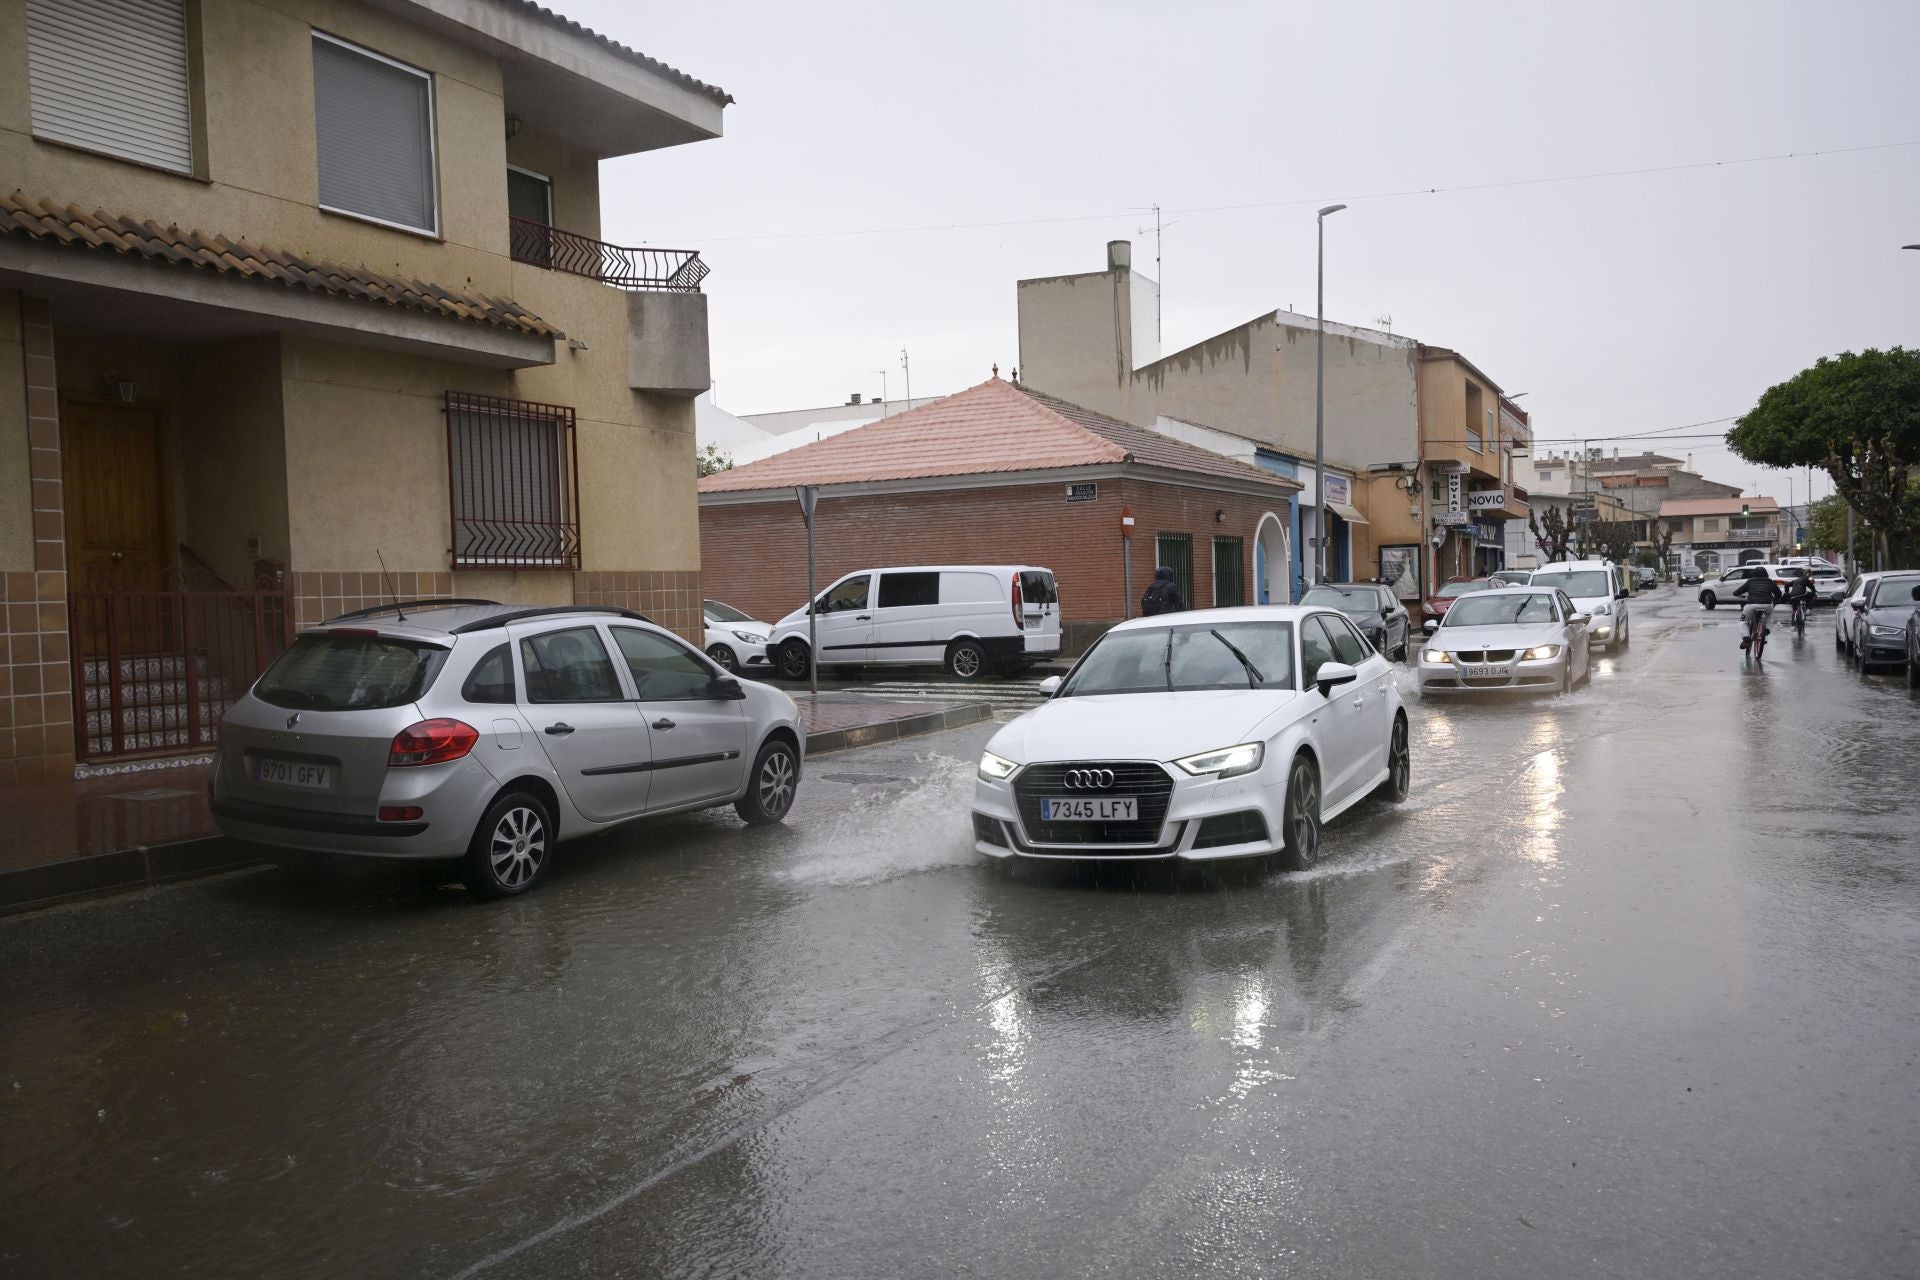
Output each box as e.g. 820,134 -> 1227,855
768,565 -> 1062,681
1528,558 -> 1631,651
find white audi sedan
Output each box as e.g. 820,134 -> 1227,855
971,606 -> 1408,870
1417,586 -> 1591,695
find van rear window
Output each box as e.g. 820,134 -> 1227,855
254,633 -> 447,711
1020,571 -> 1058,605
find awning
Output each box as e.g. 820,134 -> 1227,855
1326,500 -> 1369,525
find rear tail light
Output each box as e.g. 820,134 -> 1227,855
378,805 -> 424,822
389,718 -> 479,767
1011,578 -> 1025,630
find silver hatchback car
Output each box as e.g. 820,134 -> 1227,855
211,600 -> 806,898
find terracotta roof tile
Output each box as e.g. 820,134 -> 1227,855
699,378 -> 1300,494
0,195 -> 563,341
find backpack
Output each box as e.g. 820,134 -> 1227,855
1141,579 -> 1176,616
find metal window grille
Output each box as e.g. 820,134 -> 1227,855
446,391 -> 580,569
1212,536 -> 1246,607
1156,533 -> 1193,605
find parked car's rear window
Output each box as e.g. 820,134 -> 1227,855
254,633 -> 447,711
1020,571 -> 1059,606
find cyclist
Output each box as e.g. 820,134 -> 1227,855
1782,568 -> 1816,631
1733,571 -> 1780,653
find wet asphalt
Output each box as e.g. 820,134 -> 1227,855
3,589 -> 1917,1279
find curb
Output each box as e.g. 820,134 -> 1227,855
804,701 -> 993,755
0,701 -> 996,918
0,834 -> 258,918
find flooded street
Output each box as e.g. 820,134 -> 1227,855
4,591 -> 1917,1279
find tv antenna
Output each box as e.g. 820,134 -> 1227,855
1374,314 -> 1393,335
1132,203 -> 1177,347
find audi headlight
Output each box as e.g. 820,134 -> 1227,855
1422,648 -> 1449,664
978,751 -> 1019,781
1523,645 -> 1561,660
1173,743 -> 1264,778
732,630 -> 764,643
1869,624 -> 1903,638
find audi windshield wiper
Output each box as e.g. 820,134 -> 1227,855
1208,629 -> 1265,689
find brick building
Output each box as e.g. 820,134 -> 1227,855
699,378 -> 1300,654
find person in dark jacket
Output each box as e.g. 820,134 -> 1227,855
1141,566 -> 1188,616
1733,573 -> 1779,648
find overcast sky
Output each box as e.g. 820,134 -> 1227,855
577,0 -> 1920,503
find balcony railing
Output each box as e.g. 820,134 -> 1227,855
508,216 -> 710,293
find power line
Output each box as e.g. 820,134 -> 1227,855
658,138 -> 1920,246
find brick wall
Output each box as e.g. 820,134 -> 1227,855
699,477 -> 1292,633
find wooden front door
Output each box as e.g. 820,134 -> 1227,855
62,400 -> 171,595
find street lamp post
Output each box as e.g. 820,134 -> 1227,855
1313,203 -> 1346,586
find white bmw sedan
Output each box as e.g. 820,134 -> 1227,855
971,606 -> 1408,870
1417,586 -> 1591,695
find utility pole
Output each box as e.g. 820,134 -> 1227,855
1313,203 -> 1346,586
900,347 -> 912,412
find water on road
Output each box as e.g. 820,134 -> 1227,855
3,591 -> 1917,1278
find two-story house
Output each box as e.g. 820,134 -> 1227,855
1660,497 -> 1782,575
0,0 -> 728,778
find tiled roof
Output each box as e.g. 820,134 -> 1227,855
1660,496 -> 1776,517
0,195 -> 562,340
699,378 -> 1300,494
500,1 -> 733,105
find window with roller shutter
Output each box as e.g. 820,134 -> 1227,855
25,0 -> 196,174
312,32 -> 439,235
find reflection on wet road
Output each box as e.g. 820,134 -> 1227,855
3,592 -> 1917,1278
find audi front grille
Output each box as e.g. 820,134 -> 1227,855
1011,761 -> 1176,847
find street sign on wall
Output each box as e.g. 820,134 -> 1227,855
1066,482 -> 1098,502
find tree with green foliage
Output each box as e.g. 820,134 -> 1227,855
1728,348 -> 1920,566
1810,490 -> 1920,565
696,442 -> 733,478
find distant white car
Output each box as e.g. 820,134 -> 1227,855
1418,587 -> 1592,695
703,599 -> 771,674
971,606 -> 1408,870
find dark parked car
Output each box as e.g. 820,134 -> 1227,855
1852,572 -> 1920,673
1301,582 -> 1413,661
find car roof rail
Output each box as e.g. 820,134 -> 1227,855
326,598 -> 503,623
447,605 -> 656,634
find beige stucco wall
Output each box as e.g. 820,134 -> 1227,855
5,0 -> 705,608
1419,357 -> 1503,485
280,333 -> 695,586
1018,266 -> 1420,478
182,336 -> 290,586
0,0 -> 570,301
1016,268 -> 1137,421
0,291 -> 30,572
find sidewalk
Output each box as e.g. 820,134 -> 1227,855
0,692 -> 989,916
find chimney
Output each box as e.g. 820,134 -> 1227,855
1107,239 -> 1132,271
848,393 -> 863,405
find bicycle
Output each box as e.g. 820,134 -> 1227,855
1789,598 -> 1806,635
1743,605 -> 1771,661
